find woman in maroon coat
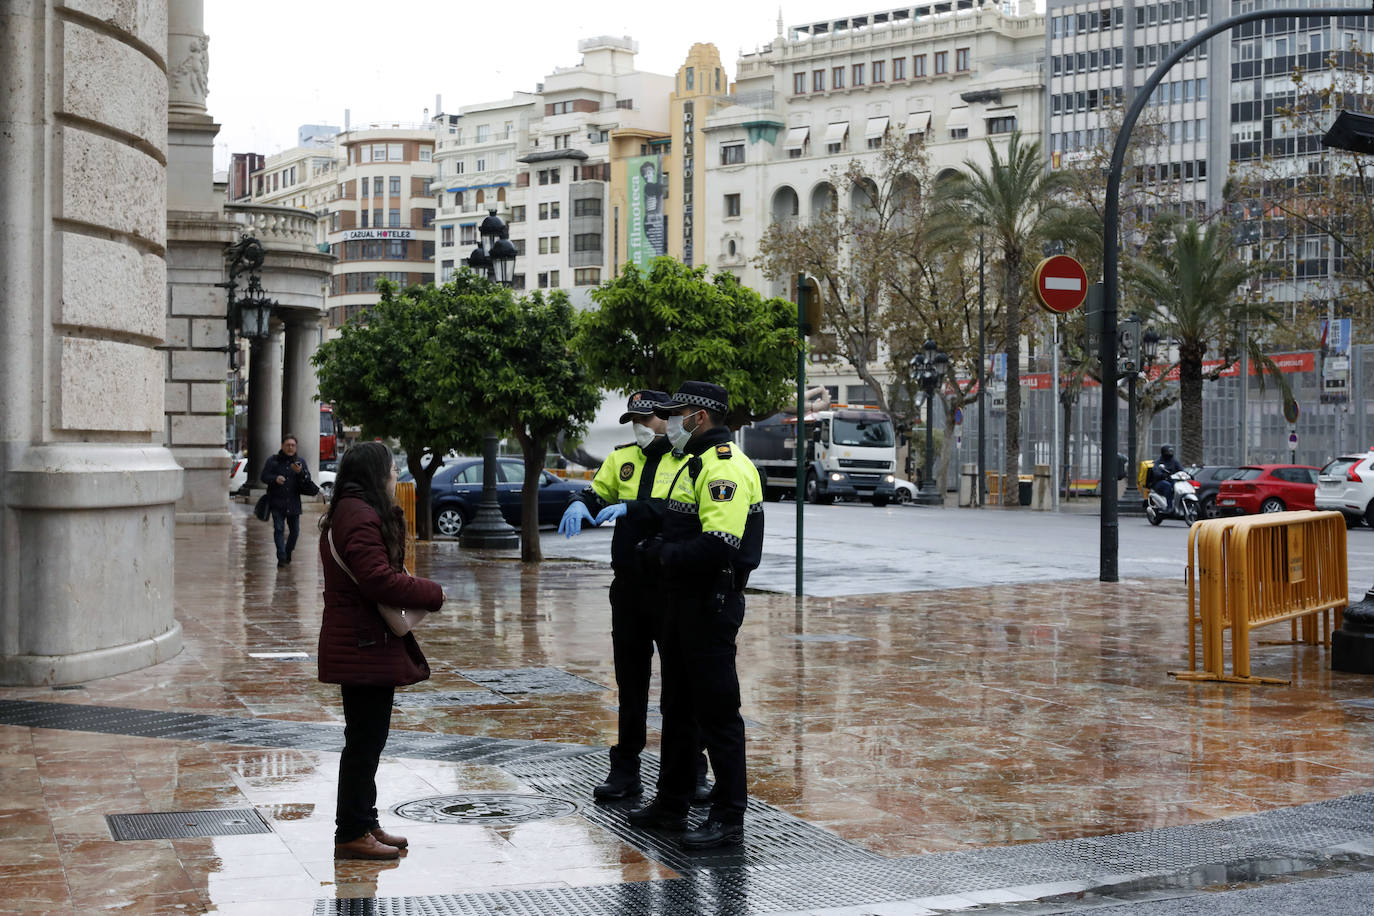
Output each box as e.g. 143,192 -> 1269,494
318,441 -> 446,860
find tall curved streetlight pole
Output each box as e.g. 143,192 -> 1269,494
1098,4 -> 1373,581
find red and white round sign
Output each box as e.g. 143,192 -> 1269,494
1032,255 -> 1089,314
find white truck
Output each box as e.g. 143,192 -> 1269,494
741,407 -> 899,506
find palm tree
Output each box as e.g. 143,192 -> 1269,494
944,133 -> 1078,504
1125,220 -> 1277,465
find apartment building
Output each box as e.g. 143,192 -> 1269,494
325,128 -> 437,327
431,37 -> 672,307
248,144 -> 338,236
1045,0 -> 1228,219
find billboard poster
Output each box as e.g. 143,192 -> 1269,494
1320,317 -> 1351,405
626,155 -> 665,270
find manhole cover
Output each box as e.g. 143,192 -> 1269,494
392,793 -> 578,826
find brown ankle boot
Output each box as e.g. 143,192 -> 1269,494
334,833 -> 400,860
370,827 -> 408,848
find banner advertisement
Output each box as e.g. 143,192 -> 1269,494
626,155 -> 665,270
1320,317 -> 1351,405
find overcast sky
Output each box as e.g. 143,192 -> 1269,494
203,1 -> 863,171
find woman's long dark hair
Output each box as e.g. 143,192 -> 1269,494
320,441 -> 406,568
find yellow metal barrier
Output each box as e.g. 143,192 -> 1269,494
394,480 -> 418,550
1174,511 -> 1347,685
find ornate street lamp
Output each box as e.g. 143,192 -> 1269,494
216,235 -> 277,370
461,209 -> 521,549
910,339 -> 948,506
1142,328 -> 1161,363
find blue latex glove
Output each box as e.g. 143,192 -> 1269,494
558,502 -> 594,538
594,503 -> 628,526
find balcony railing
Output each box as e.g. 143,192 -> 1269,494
224,204 -> 321,252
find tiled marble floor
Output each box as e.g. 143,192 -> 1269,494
1,506 -> 1372,913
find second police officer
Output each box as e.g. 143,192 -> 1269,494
558,390 -> 698,801
628,381 -> 764,850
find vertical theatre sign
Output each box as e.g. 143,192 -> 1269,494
627,155 -> 665,270
682,102 -> 694,266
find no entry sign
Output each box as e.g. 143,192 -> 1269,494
1032,255 -> 1089,314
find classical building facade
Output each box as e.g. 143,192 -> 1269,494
696,2 -> 1046,406
2,1 -> 183,684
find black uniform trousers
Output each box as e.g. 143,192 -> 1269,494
609,574 -> 662,773
335,684 -> 395,843
656,589 -> 747,825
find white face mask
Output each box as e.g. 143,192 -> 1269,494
632,423 -> 657,449
666,414 -> 692,451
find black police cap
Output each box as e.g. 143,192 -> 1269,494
618,389 -> 669,424
653,381 -> 729,418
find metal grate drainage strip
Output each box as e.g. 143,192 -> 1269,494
107,808 -> 271,840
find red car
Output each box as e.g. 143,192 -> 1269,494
1215,464 -> 1320,515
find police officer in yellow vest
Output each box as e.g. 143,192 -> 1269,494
558,390 -> 691,801
627,381 -> 764,850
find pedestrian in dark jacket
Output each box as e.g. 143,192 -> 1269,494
260,434 -> 319,567
318,441 -> 446,860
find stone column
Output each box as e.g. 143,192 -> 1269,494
247,326 -> 285,488
164,0 -> 236,523
283,315 -> 323,475
0,1 -> 183,685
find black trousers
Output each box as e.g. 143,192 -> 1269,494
335,684 -> 395,843
272,510 -> 300,562
656,590 -> 747,825
609,575 -> 659,774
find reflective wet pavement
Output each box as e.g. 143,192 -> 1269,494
2,504 -> 1374,913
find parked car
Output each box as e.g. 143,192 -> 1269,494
1215,464 -> 1320,515
405,457 -> 584,537
893,477 -> 917,504
228,456 -> 248,494
1184,465 -> 1242,519
1315,451 -> 1374,527
317,468 -> 336,502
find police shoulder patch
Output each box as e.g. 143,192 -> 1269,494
707,478 -> 737,502
618,462 -> 636,481
715,444 -> 732,459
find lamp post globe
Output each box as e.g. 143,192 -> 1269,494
466,242 -> 491,276
489,233 -> 517,287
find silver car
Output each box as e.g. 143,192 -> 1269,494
1315,451 -> 1374,527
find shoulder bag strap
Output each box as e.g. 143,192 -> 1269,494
327,528 -> 407,584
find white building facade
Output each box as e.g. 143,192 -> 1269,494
701,2 -> 1048,405
430,38 -> 672,308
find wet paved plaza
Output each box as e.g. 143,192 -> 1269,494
2,505 -> 1374,913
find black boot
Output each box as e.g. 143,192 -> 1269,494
681,819 -> 743,850
692,752 -> 712,804
593,768 -> 643,801
626,797 -> 688,831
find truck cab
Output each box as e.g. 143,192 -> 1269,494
742,407 -> 899,506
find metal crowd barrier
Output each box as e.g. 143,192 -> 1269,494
394,480 -> 418,549
1174,511 -> 1347,685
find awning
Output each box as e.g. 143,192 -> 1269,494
945,107 -> 969,130
906,111 -> 931,135
824,121 -> 850,143
865,116 -> 890,139
783,126 -> 810,149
